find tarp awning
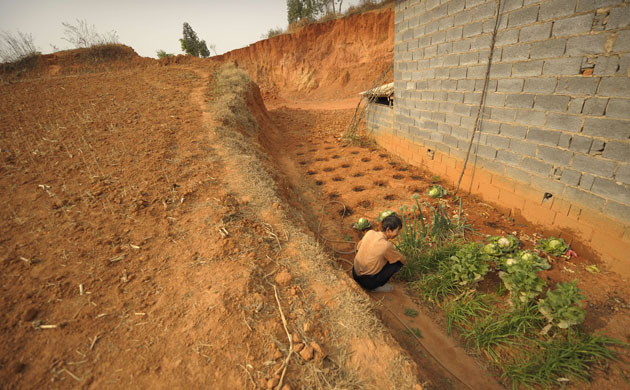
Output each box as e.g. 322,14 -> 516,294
359,82 -> 394,98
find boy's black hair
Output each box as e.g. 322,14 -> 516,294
381,214 -> 402,232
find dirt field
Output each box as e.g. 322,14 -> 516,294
1,18 -> 629,389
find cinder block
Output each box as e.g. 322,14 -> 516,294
496,149 -> 521,165
473,1 -> 497,20
527,127 -> 561,145
508,5 -> 539,27
539,0 -> 578,20
530,175 -> 566,196
602,141 -> 630,161
509,139 -> 538,156
582,98 -> 609,116
594,56 -> 623,76
513,61 -> 544,76
524,78 -> 557,93
546,113 -> 584,132
560,168 -> 582,186
460,51 -> 479,64
531,39 -> 566,59
556,77 -> 600,95
599,78 -> 630,98
559,133 -> 572,148
463,22 -> 483,38
566,34 -> 608,56
502,44 -> 531,61
572,154 -> 617,177
522,156 -> 553,174
568,98 -> 585,114
606,99 -> 630,119
576,0 -> 623,13
505,93 -> 534,108
582,118 -> 630,139
519,23 -> 553,43
568,135 -> 593,153
534,94 -> 570,111
615,163 -> 630,184
552,13 -> 594,37
607,5 -> 630,30
592,176 -> 630,204
496,29 -> 520,46
613,30 -> 630,52
497,79 -> 524,92
538,145 -> 573,165
543,58 -> 582,75
491,107 -> 517,121
516,110 -> 547,126
564,186 -> 606,211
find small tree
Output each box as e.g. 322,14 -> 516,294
156,50 -> 174,59
0,30 -> 39,63
287,0 -> 326,23
180,22 -> 211,58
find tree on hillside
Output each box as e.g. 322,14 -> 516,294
180,22 -> 211,58
287,0 -> 326,23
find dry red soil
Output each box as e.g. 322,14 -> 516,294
1,8 -> 629,390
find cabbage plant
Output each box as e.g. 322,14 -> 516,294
376,210 -> 394,222
484,235 -> 519,257
500,255 -> 546,307
538,280 -> 586,329
537,237 -> 568,256
427,185 -> 446,198
352,217 -> 371,231
449,243 -> 489,286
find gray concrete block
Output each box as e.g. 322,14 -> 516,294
473,1 -> 497,20
582,118 -> 630,139
569,135 -> 594,153
457,79 -> 476,91
534,94 -> 570,111
560,168 -> 582,186
501,123 -> 528,138
471,34 -> 492,50
604,201 -> 630,223
546,113 -> 584,132
516,109 -> 547,126
504,0 -> 525,12
593,56 -> 623,76
486,134 -> 511,149
450,67 -> 468,79
539,0 -> 578,20
606,99 -> 630,119
552,13 -> 594,37
522,156 -> 554,175
576,0 -> 623,13
607,5 -> 630,30
582,97 -> 608,116
527,127 -> 561,145
592,177 -> 630,204
564,186 -> 606,210
480,119 -> 501,134
530,175 -> 567,195
590,139 -> 606,155
465,92 -> 483,104
438,42 -> 452,55
603,141 -> 630,161
543,58 -> 582,75
496,149 -> 521,165
460,51 -> 479,65
479,156 -> 507,173
505,165 -> 534,184
432,31 -> 447,45
556,77 -> 601,95
506,93 -> 535,108
496,29 -> 520,46
538,145 -> 573,165
509,139 -> 538,156
508,5 -> 539,27
568,98 -> 586,114
579,173 -> 595,190
502,44 -> 531,61
524,78 -> 557,93
613,30 -> 630,52
448,0 -> 466,15
497,79 -> 525,92
572,154 -> 617,177
488,63 -> 512,77
513,61 -> 544,76
463,22 -> 483,38
452,38 -> 472,52
485,93 -> 507,106
491,107 -> 517,120
454,9 -> 474,26
467,65 -> 487,78
444,54 -> 460,66
519,22 -> 553,43
447,26 -> 464,41
477,144 -> 498,159
566,34 -> 608,56
531,39 -> 566,59
616,164 -> 630,184
599,78 -> 630,98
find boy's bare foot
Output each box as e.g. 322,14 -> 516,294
372,283 -> 394,292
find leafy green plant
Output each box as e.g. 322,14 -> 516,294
395,198 -> 428,269
156,49 -> 174,59
415,258 -> 460,303
428,185 -> 446,198
352,217 -> 371,231
450,243 -> 489,286
501,331 -> 626,389
444,291 -> 496,335
180,22 -> 212,58
484,235 -> 519,256
538,280 -> 586,330
376,209 -> 394,222
537,236 -> 568,256
425,201 -> 461,244
404,308 -> 419,317
499,255 -> 546,308
496,250 -> 550,272
396,241 -> 461,281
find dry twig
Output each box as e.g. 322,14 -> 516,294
272,284 -> 292,390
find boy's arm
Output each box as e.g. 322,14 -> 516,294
384,244 -> 406,265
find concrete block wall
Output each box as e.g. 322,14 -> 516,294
366,103 -> 394,134
376,0 -> 630,275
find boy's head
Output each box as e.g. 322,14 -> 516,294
381,214 -> 403,239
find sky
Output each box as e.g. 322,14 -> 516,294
0,0 -> 363,58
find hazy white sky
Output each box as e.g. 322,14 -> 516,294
0,0 -> 363,58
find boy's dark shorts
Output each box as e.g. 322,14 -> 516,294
352,261 -> 403,290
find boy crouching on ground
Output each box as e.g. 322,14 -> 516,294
352,215 -> 406,292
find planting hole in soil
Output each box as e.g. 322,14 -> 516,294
329,192 -> 340,200
397,167 -> 408,171
338,206 -> 353,216
331,155 -> 340,159
332,176 -> 344,182
309,148 -> 317,152
341,164 -> 351,168
352,186 -> 365,192
411,175 -> 423,180
352,172 -> 364,177
379,153 -> 388,158
373,166 -> 383,171
296,152 -> 304,156
357,200 -> 372,208
351,151 -> 359,155
361,157 -> 371,162
315,157 -> 328,162
384,194 -> 397,201
393,174 -> 404,180
324,146 -> 333,150
306,170 -> 317,175
323,167 -> 334,172
315,180 -> 324,185
374,180 -> 386,187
